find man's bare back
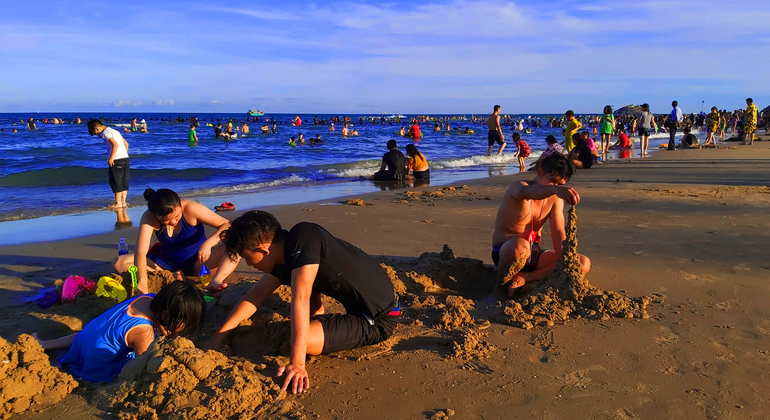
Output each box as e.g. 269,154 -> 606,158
488,112 -> 499,131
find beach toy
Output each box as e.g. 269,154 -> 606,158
22,287 -> 59,308
95,276 -> 128,303
215,201 -> 235,211
61,275 -> 97,304
128,265 -> 138,291
196,266 -> 213,290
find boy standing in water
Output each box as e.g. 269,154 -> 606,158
206,211 -> 399,394
88,120 -> 130,208
487,105 -> 506,156
188,123 -> 198,143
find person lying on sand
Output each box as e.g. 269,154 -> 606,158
113,188 -> 235,294
204,211 -> 399,394
33,281 -> 205,382
491,154 -> 591,297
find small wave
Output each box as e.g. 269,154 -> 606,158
185,174 -> 310,196
431,152 -> 541,169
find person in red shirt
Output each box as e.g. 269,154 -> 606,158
512,133 -> 530,172
293,115 -> 302,126
411,121 -> 421,139
611,127 -> 632,149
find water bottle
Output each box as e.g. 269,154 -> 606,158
118,238 -> 129,256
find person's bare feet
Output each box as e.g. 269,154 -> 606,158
507,273 -> 527,297
173,270 -> 185,281
205,282 -> 228,293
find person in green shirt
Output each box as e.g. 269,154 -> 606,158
563,110 -> 582,151
188,124 -> 198,143
599,105 -> 614,153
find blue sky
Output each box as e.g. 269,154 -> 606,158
1,0 -> 769,114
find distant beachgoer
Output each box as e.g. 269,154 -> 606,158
88,120 -> 130,209
704,107 -> 719,146
637,103 -> 653,155
664,100 -> 683,150
27,118 -> 36,130
113,188 -> 235,294
371,139 -> 406,181
261,124 -> 269,133
487,105 -> 506,156
12,128 -> 18,133
131,118 -> 138,132
405,144 -> 429,180
582,131 -> 602,164
562,110 -> 582,152
288,137 -> 297,147
611,127 -> 632,149
529,135 -> 565,171
242,123 -> 249,134
411,121 -> 421,139
123,127 -> 130,133
271,123 -> 277,134
351,128 -> 359,136
188,123 -> 198,143
310,134 -> 324,145
342,124 -> 350,136
204,211 -> 400,394
512,133 -> 530,172
569,133 -> 593,169
492,154 -> 589,296
33,281 -> 205,382
330,123 -> 335,132
680,127 -> 698,147
398,126 -> 405,136
293,115 -> 302,126
743,98 -> 758,145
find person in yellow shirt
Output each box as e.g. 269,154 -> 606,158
405,144 -> 429,180
742,98 -> 758,146
563,110 -> 582,151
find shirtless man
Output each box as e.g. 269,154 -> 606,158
491,154 -> 590,297
487,105 -> 506,156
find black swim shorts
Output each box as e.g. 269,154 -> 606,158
638,127 -> 650,137
108,158 -> 130,193
492,244 -> 544,272
413,169 -> 430,180
313,303 -> 400,354
488,130 -> 504,147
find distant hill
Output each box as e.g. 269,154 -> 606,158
614,104 -> 642,115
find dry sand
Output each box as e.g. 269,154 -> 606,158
3,144 -> 770,418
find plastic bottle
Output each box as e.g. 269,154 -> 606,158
118,238 -> 129,256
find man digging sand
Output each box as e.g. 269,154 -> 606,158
491,154 -> 591,297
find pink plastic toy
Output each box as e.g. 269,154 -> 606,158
61,275 -> 97,303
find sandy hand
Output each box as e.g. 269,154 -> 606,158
277,364 -> 310,394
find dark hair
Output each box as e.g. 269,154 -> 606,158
494,105 -> 500,112
672,101 -> 678,107
581,130 -> 589,136
150,280 -> 206,337
603,105 -> 612,115
565,110 -> 574,117
87,119 -> 104,136
221,210 -> 283,260
143,188 -> 181,218
387,139 -> 398,149
572,132 -> 585,145
711,106 -> 718,112
641,103 -> 649,111
545,134 -> 557,144
540,154 -> 575,181
747,98 -> 753,104
190,123 -> 195,128
405,144 -> 423,159
511,132 -> 520,141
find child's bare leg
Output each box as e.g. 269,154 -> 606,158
205,243 -> 235,291
32,332 -> 78,351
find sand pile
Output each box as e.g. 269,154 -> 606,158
501,206 -> 657,329
341,198 -> 372,206
117,270 -> 178,294
0,334 -> 78,419
91,337 -> 305,420
449,330 -> 495,361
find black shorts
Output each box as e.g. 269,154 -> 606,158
313,310 -> 399,354
491,244 -> 544,272
413,169 -> 430,180
108,158 -> 130,193
638,127 -> 650,137
488,130 -> 504,147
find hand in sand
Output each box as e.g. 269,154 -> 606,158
277,363 -> 310,394
555,186 -> 580,205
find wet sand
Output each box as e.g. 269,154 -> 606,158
3,143 -> 770,419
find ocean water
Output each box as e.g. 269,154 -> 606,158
0,112 -> 680,224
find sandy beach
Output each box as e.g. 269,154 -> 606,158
3,144 -> 770,419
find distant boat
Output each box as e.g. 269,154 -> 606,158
248,109 -> 265,117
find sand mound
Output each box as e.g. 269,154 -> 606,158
91,337 -> 305,420
0,334 -> 78,419
434,296 -> 475,330
449,330 -> 495,361
501,206 -> 659,328
341,198 -> 372,206
381,245 -> 496,300
117,270 -> 177,294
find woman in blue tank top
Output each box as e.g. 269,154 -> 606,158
113,188 -> 239,294
34,281 -> 205,383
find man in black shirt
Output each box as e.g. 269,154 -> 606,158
371,139 -> 406,181
206,211 -> 399,394
568,133 -> 593,169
